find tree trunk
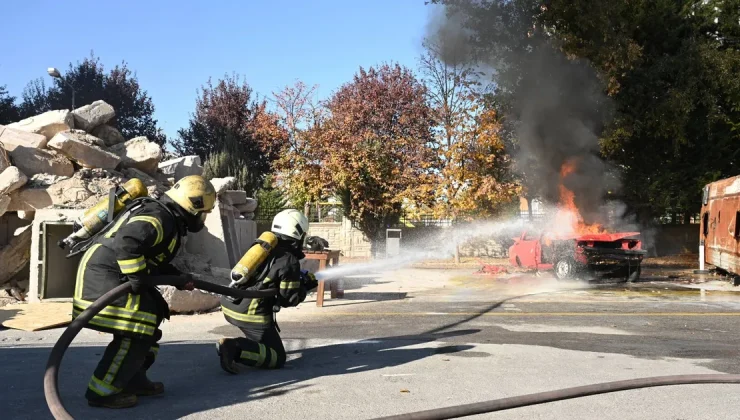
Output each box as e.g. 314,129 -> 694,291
454,244 -> 460,264
684,211 -> 692,225
526,196 -> 533,221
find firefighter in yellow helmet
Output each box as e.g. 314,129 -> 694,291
73,175 -> 216,409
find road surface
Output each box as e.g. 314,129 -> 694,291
2,268 -> 740,419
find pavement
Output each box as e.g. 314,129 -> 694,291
3,265 -> 740,419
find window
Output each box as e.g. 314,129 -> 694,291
736,211 -> 740,239
703,212 -> 709,236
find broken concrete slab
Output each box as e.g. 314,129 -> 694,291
158,155 -> 203,181
235,198 -> 258,213
72,100 -> 115,132
109,136 -> 162,175
0,143 -> 9,173
6,110 -> 74,140
48,131 -> 121,169
220,190 -> 248,206
90,124 -> 126,147
9,146 -> 75,177
0,166 -> 28,195
52,129 -> 107,147
0,195 -> 10,218
210,177 -> 235,193
0,125 -> 48,151
8,173 -> 124,211
0,225 -> 32,285
160,252 -> 229,313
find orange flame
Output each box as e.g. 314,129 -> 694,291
553,161 -> 604,236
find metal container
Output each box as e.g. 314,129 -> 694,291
700,174 -> 740,276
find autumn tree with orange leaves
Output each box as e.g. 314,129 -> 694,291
174,74 -> 285,194
311,64 -> 436,255
419,38 -> 520,221
271,81 -> 326,209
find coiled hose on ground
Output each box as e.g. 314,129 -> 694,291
45,279 -> 740,420
44,277 -> 279,420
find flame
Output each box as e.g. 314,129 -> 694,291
553,160 -> 604,236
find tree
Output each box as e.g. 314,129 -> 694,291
419,37 -> 520,220
254,175 -> 289,222
0,85 -> 20,125
18,53 -> 167,145
174,74 -> 286,194
310,64 -> 436,256
271,81 -> 325,209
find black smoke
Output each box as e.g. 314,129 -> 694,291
426,1 -> 618,226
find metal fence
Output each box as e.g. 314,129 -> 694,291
254,203 -> 345,224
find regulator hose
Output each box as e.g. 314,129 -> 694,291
372,374 -> 740,420
44,277 -> 278,420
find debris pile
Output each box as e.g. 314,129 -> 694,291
0,101 -> 257,309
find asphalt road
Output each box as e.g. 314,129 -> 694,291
3,272 -> 740,420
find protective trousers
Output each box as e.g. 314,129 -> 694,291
234,324 -> 286,369
85,327 -> 162,400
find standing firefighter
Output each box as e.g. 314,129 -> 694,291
216,209 -> 318,373
73,175 -> 216,408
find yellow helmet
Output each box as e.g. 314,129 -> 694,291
164,175 -> 216,216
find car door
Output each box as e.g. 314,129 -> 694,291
511,230 -> 541,268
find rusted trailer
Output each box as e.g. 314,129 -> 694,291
700,174 -> 740,276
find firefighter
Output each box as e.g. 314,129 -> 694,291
73,175 -> 216,409
216,209 -> 318,373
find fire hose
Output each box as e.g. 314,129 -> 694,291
45,279 -> 740,420
44,276 -> 278,420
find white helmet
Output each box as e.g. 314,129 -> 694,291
271,209 -> 309,241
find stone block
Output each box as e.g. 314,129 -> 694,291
220,190 -> 248,206
8,173 -> 123,211
109,136 -> 162,174
48,131 -> 121,169
72,100 -> 115,132
0,166 -> 28,195
210,177 -> 235,193
235,198 -> 258,213
90,124 -> 126,147
0,145 -> 10,174
7,110 -> 74,140
158,155 -> 203,181
0,125 -> 48,151
0,225 -> 32,285
17,211 -> 35,220
9,146 -> 75,177
0,194 -> 9,218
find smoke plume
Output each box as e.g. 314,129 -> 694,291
426,2 -> 619,227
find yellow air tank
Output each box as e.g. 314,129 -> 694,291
59,178 -> 147,249
230,231 -> 279,286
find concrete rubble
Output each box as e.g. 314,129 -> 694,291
0,166 -> 28,195
9,147 -> 75,177
109,136 -> 162,175
7,110 -> 74,140
0,125 -> 48,151
72,100 -> 115,132
48,130 -> 121,169
0,101 -> 260,310
91,124 -> 126,147
158,155 -> 203,181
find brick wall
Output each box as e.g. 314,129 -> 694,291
308,219 -> 371,258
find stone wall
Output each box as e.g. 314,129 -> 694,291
308,219 -> 372,258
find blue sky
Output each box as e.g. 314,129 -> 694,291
1,0 -> 438,140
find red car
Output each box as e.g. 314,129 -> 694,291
508,229 -> 646,281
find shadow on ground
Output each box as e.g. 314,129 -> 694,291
0,329 -> 479,420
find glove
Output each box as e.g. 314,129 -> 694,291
300,270 -> 319,290
175,273 -> 196,291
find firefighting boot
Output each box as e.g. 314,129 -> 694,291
216,338 -> 239,374
123,352 -> 164,397
87,393 -> 138,409
123,371 -> 165,397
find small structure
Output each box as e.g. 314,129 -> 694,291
386,228 -> 402,257
700,174 -> 740,278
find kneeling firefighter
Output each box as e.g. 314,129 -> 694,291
72,175 -> 216,409
217,209 -> 318,373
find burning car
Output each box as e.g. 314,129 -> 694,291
508,229 -> 646,281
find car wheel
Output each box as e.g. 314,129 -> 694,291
627,265 -> 641,283
554,257 -> 576,280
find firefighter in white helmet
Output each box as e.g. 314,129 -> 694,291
216,209 -> 318,373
